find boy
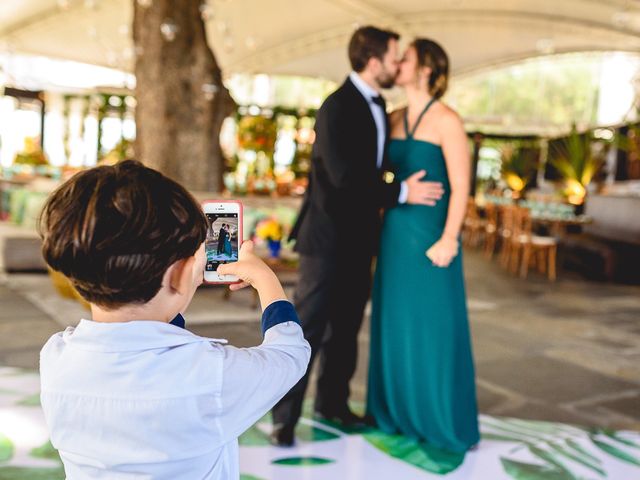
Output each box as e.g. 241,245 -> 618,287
38,160 -> 310,479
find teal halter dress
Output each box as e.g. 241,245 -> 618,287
367,100 -> 480,459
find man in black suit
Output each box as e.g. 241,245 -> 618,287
270,26 -> 445,446
216,224 -> 227,255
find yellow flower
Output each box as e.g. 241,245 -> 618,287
256,218 -> 282,241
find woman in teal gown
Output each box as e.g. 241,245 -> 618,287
367,38 -> 480,457
223,226 -> 233,258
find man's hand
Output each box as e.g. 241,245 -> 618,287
405,170 -> 444,206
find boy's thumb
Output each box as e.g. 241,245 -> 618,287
239,240 -> 253,256
217,263 -> 234,275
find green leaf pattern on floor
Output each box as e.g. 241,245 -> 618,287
17,394 -> 40,407
482,416 -> 640,479
1,370 -> 640,479
363,429 -> 465,475
0,435 -> 13,463
271,456 -> 334,466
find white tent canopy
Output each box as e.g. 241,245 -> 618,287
1,0 -> 639,81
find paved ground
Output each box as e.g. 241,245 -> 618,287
1,248 -> 639,431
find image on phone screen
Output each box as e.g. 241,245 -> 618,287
205,213 -> 239,273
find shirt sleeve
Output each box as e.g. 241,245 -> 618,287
398,181 -> 409,204
216,301 -> 311,441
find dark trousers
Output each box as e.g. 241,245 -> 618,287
271,250 -> 373,427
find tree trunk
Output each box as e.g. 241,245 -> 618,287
133,0 -> 236,192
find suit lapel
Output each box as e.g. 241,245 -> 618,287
343,77 -> 383,169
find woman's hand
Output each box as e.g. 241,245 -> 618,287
425,235 -> 459,268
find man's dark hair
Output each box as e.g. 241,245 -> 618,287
348,26 -> 400,73
38,160 -> 208,309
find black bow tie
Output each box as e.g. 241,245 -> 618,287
371,95 -> 385,108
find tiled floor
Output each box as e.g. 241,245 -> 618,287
0,249 -> 639,478
1,248 -> 639,430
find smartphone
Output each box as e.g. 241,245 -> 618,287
203,200 -> 243,284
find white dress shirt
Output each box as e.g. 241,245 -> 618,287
349,71 -> 408,203
40,301 -> 311,479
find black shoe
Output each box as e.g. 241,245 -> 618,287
269,423 -> 295,447
314,409 -> 371,429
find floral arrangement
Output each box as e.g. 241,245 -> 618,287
14,137 -> 48,166
255,218 -> 283,241
237,116 -> 277,153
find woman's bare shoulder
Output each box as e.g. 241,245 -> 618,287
435,102 -> 463,130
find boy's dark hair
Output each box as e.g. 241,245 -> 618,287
38,160 -> 208,309
348,26 -> 400,73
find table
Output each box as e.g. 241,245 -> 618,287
531,214 -> 593,237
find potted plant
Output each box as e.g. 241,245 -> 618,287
550,127 -> 603,209
500,143 -> 536,198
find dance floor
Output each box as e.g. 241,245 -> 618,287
1,368 -> 639,479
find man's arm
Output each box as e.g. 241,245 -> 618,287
315,100 -> 357,189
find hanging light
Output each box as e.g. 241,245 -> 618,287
200,2 -> 214,21
160,19 -> 179,42
202,83 -> 218,101
137,0 -> 153,7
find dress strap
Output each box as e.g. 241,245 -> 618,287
404,98 -> 437,139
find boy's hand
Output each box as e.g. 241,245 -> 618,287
217,241 -> 287,310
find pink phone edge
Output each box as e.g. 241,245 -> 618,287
201,200 -> 244,285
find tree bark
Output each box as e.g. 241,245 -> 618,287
133,0 -> 236,191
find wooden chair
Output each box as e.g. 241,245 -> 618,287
498,205 -> 516,269
483,203 -> 499,258
509,207 -> 558,281
463,197 -> 486,248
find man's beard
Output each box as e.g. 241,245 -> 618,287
376,69 -> 396,90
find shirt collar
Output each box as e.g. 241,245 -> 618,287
349,71 -> 380,103
63,318 -> 227,353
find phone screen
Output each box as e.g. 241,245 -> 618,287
205,213 -> 239,273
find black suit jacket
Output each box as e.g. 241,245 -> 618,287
217,228 -> 227,251
290,77 -> 402,256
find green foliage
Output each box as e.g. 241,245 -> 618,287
550,126 -> 603,187
499,142 -> 538,191
501,144 -> 536,178
450,53 -> 602,133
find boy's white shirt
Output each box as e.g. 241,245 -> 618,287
39,305 -> 310,480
